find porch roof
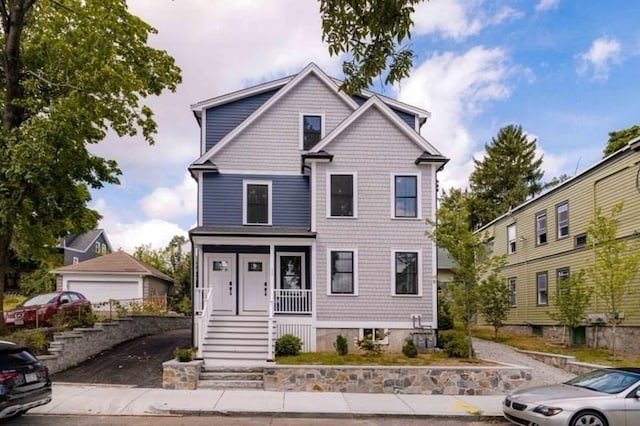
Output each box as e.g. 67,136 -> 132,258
189,226 -> 316,239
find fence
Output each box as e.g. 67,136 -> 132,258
92,295 -> 168,320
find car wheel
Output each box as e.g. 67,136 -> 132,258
570,410 -> 608,426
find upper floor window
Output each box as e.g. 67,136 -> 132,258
73,257 -> 79,264
243,180 -> 272,225
329,250 -> 357,295
328,173 -> 356,217
507,277 -> 516,306
575,233 -> 587,248
535,211 -> 547,245
507,224 -> 516,254
556,202 -> 569,238
393,251 -> 420,295
94,242 -> 100,253
536,271 -> 548,305
301,114 -> 323,150
393,174 -> 419,218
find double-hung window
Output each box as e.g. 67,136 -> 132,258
301,114 -> 323,150
535,211 -> 547,245
508,277 -> 516,306
329,250 -> 356,295
556,202 -> 569,238
243,180 -> 272,225
393,174 -> 419,218
507,224 -> 517,254
557,267 -> 570,295
328,173 -> 356,217
393,251 -> 420,295
536,271 -> 548,305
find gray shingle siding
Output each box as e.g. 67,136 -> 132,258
202,173 -> 310,227
352,95 -> 415,129
205,89 -> 279,151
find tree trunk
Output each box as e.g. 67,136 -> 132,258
611,322 -> 617,360
0,230 -> 13,332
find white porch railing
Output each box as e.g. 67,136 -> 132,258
273,289 -> 312,314
196,287 -> 213,358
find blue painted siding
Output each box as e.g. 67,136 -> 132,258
351,95 -> 415,129
205,89 -> 279,151
202,174 -> 310,227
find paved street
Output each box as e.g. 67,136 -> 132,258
10,415 -> 510,426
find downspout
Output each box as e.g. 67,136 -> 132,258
190,238 -> 196,350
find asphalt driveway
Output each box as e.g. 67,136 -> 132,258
51,328 -> 192,388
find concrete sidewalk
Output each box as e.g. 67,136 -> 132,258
29,383 -> 506,419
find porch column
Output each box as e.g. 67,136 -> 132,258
268,244 -> 275,361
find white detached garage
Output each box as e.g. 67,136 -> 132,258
53,250 -> 173,309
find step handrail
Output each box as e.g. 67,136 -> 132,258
197,287 -> 213,358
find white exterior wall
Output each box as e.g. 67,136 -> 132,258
214,74 -> 354,171
314,107 -> 437,327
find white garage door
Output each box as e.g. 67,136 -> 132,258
67,281 -> 140,305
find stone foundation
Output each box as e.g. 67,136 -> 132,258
162,359 -> 203,390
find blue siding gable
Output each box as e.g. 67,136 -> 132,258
205,89 -> 279,151
202,174 -> 310,228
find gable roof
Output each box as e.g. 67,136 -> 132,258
60,229 -> 112,254
309,96 -> 445,162
192,63 -> 359,166
53,250 -> 173,282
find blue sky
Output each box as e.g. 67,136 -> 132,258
91,0 -> 639,252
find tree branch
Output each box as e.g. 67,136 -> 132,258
24,69 -> 85,92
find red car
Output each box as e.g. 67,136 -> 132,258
5,291 -> 92,328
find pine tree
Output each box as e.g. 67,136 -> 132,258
603,125 -> 640,157
469,125 -> 544,228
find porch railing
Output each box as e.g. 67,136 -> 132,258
193,287 -> 210,316
196,287 -> 213,358
273,289 -> 312,314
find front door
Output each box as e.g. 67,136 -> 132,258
239,254 -> 269,315
207,254 -> 235,314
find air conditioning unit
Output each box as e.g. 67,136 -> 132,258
586,313 -> 606,324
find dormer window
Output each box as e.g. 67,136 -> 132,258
300,113 -> 323,150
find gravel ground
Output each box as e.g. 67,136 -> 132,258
472,338 -> 575,387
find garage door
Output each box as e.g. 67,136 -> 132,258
67,281 -> 140,305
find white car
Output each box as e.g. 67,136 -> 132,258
503,368 -> 640,426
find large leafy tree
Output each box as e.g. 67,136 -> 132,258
0,0 -> 181,328
320,0 -> 423,95
587,202 -> 640,359
603,124 -> 640,157
469,124 -> 544,228
547,271 -> 592,347
426,189 -> 505,359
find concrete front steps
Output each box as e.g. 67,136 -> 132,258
201,315 -> 272,361
198,366 -> 264,389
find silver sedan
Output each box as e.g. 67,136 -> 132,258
503,368 -> 640,426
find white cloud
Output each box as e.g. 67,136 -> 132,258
398,46 -> 515,190
535,0 -> 560,12
412,0 -> 522,40
140,173 -> 197,220
577,36 -> 622,81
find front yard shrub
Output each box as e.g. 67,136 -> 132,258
6,329 -> 50,355
334,334 -> 348,355
438,297 -> 454,330
275,334 -> 303,356
354,334 -> 386,357
402,338 -> 418,358
440,330 -> 471,358
173,346 -> 196,362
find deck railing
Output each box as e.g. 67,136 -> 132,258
273,289 -> 312,314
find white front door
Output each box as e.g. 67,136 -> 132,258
207,254 -> 235,314
239,254 -> 269,315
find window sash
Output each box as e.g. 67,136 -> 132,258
394,176 -> 417,218
302,115 -> 322,150
507,224 -> 516,253
557,268 -> 570,295
395,252 -> 418,295
247,184 -> 269,224
557,203 -> 569,237
330,175 -> 354,217
536,212 -> 547,244
331,251 -> 353,294
537,272 -> 548,305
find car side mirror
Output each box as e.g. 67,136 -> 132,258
635,390 -> 640,399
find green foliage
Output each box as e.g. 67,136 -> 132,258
3,294 -> 26,311
354,332 -> 387,356
320,0 -> 423,94
587,202 -> 640,358
173,347 -> 196,362
478,273 -> 511,340
18,263 -> 56,297
334,334 -> 349,356
275,334 -> 303,356
402,338 -> 418,358
437,294 -> 454,330
439,330 -> 471,358
469,124 -> 544,228
603,124 -> 640,157
5,329 -> 50,355
0,0 -> 181,329
548,271 -> 592,346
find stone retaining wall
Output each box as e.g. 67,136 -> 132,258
163,359 -> 203,390
39,315 -> 190,374
262,365 -> 532,395
515,349 -> 609,376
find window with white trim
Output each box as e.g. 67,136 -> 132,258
73,257 -> 79,264
536,271 -> 548,305
328,173 -> 355,217
329,250 -> 356,294
507,224 -> 516,254
508,277 -> 516,306
94,242 -> 100,253
556,202 -> 569,238
277,253 -> 305,290
243,180 -> 272,225
557,267 -> 570,295
301,114 -> 323,150
535,211 -> 547,245
393,174 -> 419,218
360,328 -> 389,345
393,251 -> 419,295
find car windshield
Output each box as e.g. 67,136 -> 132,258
565,369 -> 640,394
22,293 -> 58,307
